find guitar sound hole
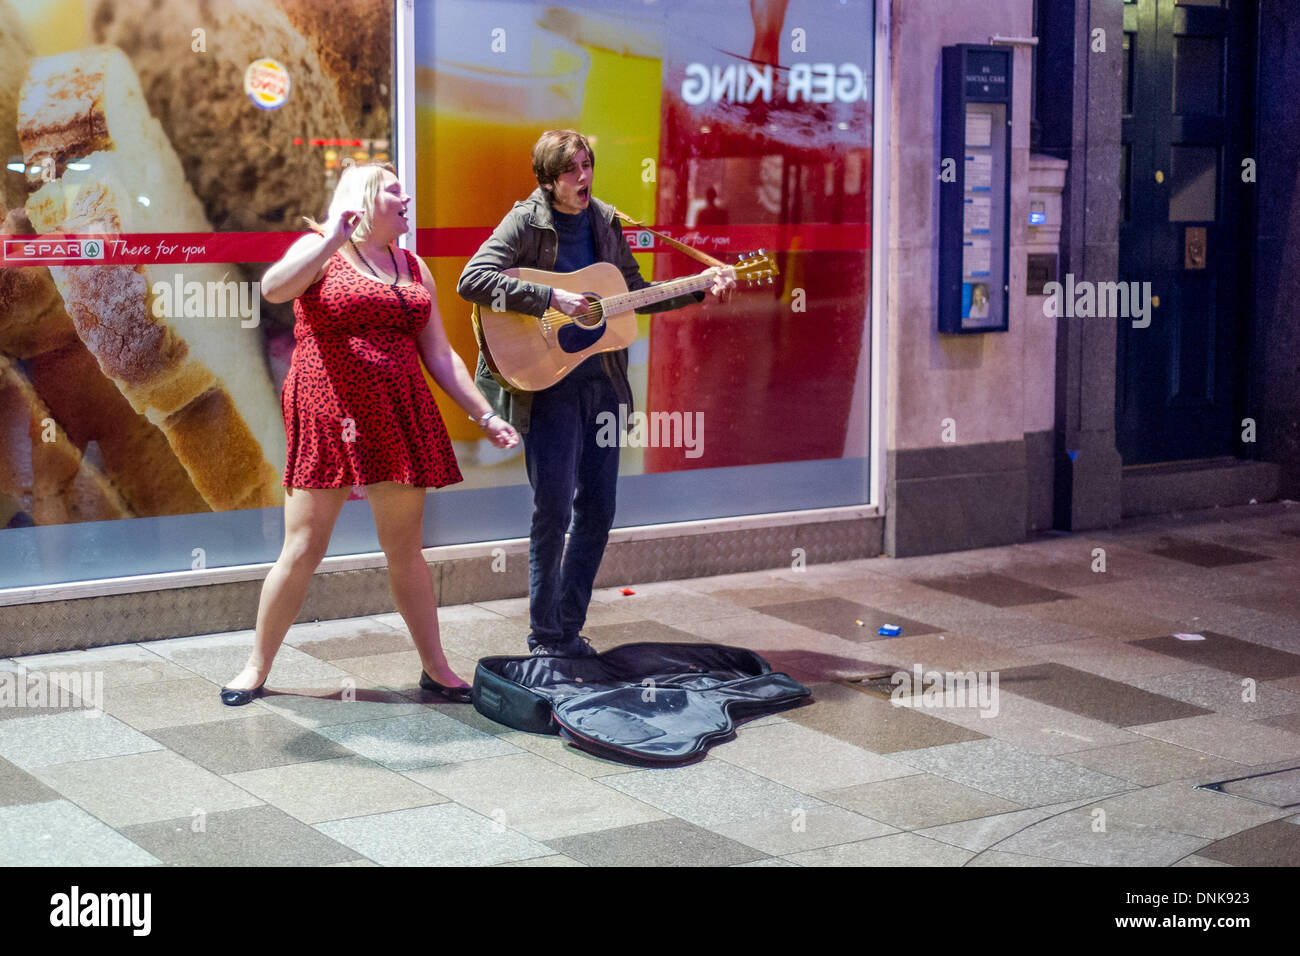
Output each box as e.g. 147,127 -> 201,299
574,295 -> 603,328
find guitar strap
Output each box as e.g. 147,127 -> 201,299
612,207 -> 728,269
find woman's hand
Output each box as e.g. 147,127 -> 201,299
482,415 -> 519,449
324,208 -> 363,247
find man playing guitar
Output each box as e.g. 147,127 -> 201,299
458,129 -> 735,657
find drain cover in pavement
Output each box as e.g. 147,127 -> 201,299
1197,766 -> 1300,808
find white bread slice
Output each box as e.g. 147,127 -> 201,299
0,353 -> 130,524
21,46 -> 285,510
28,341 -> 209,516
89,0 -> 350,233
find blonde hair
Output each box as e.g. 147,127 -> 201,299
304,161 -> 397,239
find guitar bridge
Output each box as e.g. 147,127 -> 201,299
538,309 -> 562,349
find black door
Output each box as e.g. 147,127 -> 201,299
1116,0 -> 1254,464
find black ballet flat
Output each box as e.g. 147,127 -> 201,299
219,681 -> 266,707
419,671 -> 473,703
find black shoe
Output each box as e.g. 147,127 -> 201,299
419,671 -> 473,703
219,681 -> 265,707
556,636 -> 599,658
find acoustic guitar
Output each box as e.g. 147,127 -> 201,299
471,252 -> 778,392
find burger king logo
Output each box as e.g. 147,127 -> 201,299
244,58 -> 290,110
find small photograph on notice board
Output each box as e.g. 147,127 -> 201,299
962,282 -> 991,319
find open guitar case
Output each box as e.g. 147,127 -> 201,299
472,643 -> 812,765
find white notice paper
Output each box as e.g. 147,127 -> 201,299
965,110 -> 992,147
964,195 -> 991,233
963,239 -> 991,276
965,152 -> 992,189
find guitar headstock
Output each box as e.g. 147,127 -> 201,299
732,250 -> 779,285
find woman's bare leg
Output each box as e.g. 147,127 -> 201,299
366,482 -> 467,688
223,486 -> 349,690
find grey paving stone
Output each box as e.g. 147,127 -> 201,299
1058,739 -> 1246,787
913,572 -> 1074,608
916,807 -> 1058,852
496,854 -> 586,866
281,618 -> 407,658
1086,781 -> 1293,840
548,818 -> 768,866
1027,637 -> 1203,681
147,713 -> 353,775
497,731 -> 639,777
33,750 -> 263,827
710,721 -> 920,792
997,663 -> 1210,727
225,755 -> 446,824
1196,819 -> 1300,867
1133,668 -> 1300,720
707,584 -> 827,607
314,802 -> 552,866
709,804 -> 897,855
16,644 -> 192,687
0,756 -> 58,807
1171,853 -> 1234,867
784,831 -> 976,866
0,799 -> 160,866
1133,632 -> 1300,681
99,677 -> 273,731
1129,714 -> 1300,765
994,810 -> 1211,866
966,850 -> 1091,866
601,759 -> 826,828
0,710 -> 163,770
122,804 -> 358,866
892,739 -> 1134,806
253,685 -> 430,729
0,663 -> 94,721
403,753 -> 667,840
315,710 -> 520,771
146,638 -> 352,688
790,681 -> 982,754
914,692 -> 1142,756
1148,540 -> 1271,569
818,773 -> 1021,829
754,597 -> 944,640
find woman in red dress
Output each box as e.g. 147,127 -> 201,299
220,163 -> 518,705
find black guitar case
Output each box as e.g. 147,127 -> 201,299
472,643 -> 812,764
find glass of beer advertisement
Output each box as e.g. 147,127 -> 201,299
417,0 -> 874,519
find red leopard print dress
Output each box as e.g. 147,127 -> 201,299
282,249 -> 462,489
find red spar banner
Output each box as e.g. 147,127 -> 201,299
415,223 -> 871,258
2,223 -> 871,268
0,233 -> 300,266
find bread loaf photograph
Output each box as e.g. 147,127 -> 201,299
0,0 -> 393,531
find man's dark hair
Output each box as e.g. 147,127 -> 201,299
532,129 -> 595,201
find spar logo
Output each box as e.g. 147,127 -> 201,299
3,239 -> 104,261
244,58 -> 290,110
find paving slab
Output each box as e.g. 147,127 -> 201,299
0,799 -> 160,866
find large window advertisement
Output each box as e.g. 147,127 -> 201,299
0,0 -> 394,587
0,0 -> 872,591
418,0 -> 873,527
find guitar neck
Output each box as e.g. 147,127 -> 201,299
601,273 -> 711,316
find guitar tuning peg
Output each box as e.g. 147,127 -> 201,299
757,248 -> 766,256
766,277 -> 774,285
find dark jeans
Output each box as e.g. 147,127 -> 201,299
523,369 -> 620,649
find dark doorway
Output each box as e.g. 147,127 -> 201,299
1116,0 -> 1255,463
